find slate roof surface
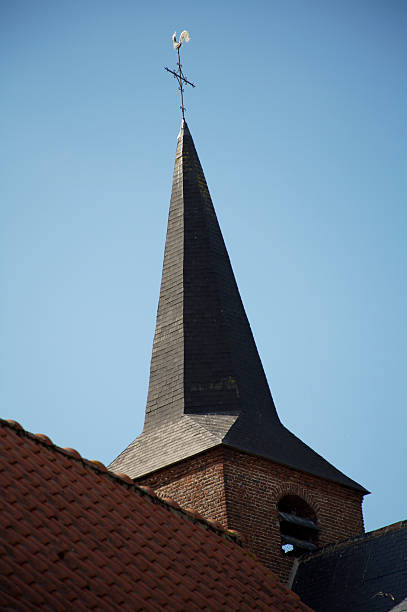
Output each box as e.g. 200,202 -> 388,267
390,597 -> 407,612
0,418 -> 312,611
109,120 -> 367,494
291,521 -> 407,612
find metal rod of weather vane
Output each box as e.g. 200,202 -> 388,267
177,48 -> 185,120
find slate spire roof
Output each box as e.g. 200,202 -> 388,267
110,121 -> 366,493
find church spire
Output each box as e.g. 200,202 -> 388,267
144,119 -> 280,432
110,122 -> 366,494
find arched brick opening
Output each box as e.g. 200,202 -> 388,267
277,494 -> 319,557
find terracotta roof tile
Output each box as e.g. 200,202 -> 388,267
33,433 -> 53,445
0,418 -> 312,611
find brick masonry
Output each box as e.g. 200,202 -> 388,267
137,446 -> 365,583
137,448 -> 228,526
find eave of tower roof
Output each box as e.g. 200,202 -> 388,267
109,121 -> 368,495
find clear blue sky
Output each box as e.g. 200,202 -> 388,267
1,1 -> 406,533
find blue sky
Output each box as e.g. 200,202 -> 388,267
1,1 -> 406,532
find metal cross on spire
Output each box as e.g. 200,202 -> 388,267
165,30 -> 195,121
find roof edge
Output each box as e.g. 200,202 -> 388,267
122,434 -> 368,495
1,419 -> 244,547
132,442 -> 225,480
220,441 -> 369,495
294,518 -> 407,566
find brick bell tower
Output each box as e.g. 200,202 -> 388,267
110,121 -> 368,582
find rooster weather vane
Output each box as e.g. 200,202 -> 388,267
165,30 -> 195,121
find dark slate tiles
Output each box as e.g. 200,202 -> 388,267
292,522 -> 407,612
144,130 -> 185,431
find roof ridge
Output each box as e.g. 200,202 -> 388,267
297,519 -> 407,563
182,414 -> 226,441
1,418 -> 244,547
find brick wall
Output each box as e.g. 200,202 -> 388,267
222,447 -> 365,582
136,446 -> 365,583
137,448 -> 228,525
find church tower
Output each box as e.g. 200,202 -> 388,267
110,120 -> 367,582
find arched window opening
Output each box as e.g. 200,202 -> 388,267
278,495 -> 319,557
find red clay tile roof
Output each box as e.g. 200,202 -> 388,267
0,418 -> 312,611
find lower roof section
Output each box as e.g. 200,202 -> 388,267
108,412 -> 368,493
1,418 -> 312,611
109,414 -> 238,479
291,520 -> 407,612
